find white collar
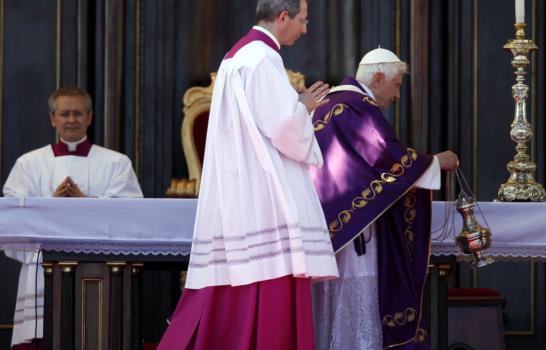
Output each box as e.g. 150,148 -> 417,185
253,25 -> 281,50
61,136 -> 87,152
358,82 -> 376,100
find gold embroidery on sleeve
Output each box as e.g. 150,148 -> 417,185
328,148 -> 419,235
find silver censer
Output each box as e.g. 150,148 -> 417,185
455,192 -> 494,268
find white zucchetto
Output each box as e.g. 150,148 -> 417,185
359,47 -> 401,65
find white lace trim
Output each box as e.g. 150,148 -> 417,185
313,275 -> 382,350
0,237 -> 191,255
433,241 -> 546,260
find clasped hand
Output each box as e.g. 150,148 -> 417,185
53,176 -> 86,197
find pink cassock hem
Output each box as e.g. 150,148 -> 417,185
157,276 -> 316,350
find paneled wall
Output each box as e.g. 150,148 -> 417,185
0,0 -> 545,348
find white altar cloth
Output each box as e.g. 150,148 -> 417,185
0,197 -> 195,255
431,201 -> 546,259
0,198 -> 544,258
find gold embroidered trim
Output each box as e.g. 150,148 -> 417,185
383,311 -> 427,343
415,328 -> 427,343
382,307 -> 417,327
364,96 -> 378,106
313,103 -> 348,131
403,191 -> 417,262
328,148 -> 418,236
383,196 -> 433,350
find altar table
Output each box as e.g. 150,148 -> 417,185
0,197 -> 543,350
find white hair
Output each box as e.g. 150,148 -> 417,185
356,61 -> 408,86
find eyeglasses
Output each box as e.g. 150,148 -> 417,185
55,110 -> 88,118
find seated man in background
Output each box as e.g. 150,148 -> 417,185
311,48 -> 458,349
3,86 -> 143,349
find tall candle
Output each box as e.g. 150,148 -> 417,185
515,0 -> 525,23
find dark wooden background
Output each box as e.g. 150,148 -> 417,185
0,0 -> 545,348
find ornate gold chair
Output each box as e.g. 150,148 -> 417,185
166,70 -> 306,197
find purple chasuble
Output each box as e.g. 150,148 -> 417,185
225,28 -> 279,59
51,138 -> 92,157
311,76 -> 433,348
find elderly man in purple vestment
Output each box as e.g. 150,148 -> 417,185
157,1 -> 338,349
311,48 -> 458,350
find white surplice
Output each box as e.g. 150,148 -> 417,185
4,143 -> 142,198
3,141 -> 142,347
313,148 -> 441,349
185,26 -> 338,289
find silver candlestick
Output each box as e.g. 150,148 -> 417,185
497,23 -> 545,201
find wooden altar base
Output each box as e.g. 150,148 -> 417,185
42,252 -> 188,350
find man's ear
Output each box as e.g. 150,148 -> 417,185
277,10 -> 289,24
49,113 -> 56,127
373,72 -> 385,84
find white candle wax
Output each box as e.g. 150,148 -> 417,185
515,0 -> 525,23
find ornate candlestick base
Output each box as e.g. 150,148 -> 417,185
497,23 -> 546,202
497,152 -> 545,201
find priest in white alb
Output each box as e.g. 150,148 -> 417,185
3,86 -> 143,350
157,0 -> 338,349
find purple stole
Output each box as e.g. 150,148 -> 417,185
311,77 -> 432,349
225,28 -> 279,59
51,138 -> 92,157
